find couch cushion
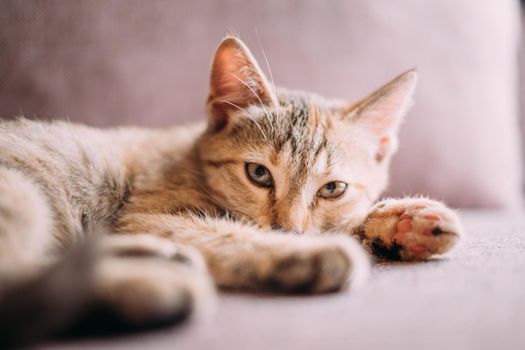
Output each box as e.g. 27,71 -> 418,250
41,210 -> 525,350
0,0 -> 522,209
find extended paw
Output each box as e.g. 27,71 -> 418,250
363,198 -> 462,260
91,235 -> 215,329
255,235 -> 369,293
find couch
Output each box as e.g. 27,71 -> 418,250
1,1 -> 524,349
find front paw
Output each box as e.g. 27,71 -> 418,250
212,234 -> 370,294
264,236 -> 370,293
363,198 -> 462,260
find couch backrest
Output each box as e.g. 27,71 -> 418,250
0,0 -> 522,209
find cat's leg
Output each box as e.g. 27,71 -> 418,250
0,166 -> 73,346
116,213 -> 370,293
0,233 -> 215,347
0,167 -> 214,345
357,197 -> 462,260
0,167 -> 57,292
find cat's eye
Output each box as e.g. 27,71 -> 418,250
245,162 -> 273,188
318,181 -> 347,199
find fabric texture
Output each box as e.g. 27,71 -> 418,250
40,210 -> 525,350
0,0 -> 523,209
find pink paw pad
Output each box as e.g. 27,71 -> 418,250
409,244 -> 426,254
396,219 -> 412,233
370,200 -> 460,260
391,210 -> 445,245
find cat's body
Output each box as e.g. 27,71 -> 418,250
0,118 -> 206,251
0,37 -> 461,345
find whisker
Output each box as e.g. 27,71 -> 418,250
18,107 -> 25,119
254,30 -> 278,135
219,99 -> 268,140
229,73 -> 273,132
255,29 -> 277,99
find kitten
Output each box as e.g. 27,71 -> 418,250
0,36 -> 461,344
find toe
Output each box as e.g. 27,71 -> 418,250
422,213 -> 441,221
396,218 -> 412,233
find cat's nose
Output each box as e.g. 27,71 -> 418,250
272,205 -> 308,233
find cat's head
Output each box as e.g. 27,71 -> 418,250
197,36 -> 417,233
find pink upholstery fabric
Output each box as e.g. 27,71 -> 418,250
0,0 -> 522,209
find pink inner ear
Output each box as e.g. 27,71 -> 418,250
207,37 -> 277,132
358,100 -> 404,136
212,47 -> 250,103
209,38 -> 275,109
353,70 -> 417,137
375,136 -> 391,162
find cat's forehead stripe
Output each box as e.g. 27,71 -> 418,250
274,102 -> 331,188
231,94 -> 333,185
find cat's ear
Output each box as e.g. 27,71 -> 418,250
207,36 -> 277,132
347,69 -> 418,161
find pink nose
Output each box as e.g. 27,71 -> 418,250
273,207 -> 307,233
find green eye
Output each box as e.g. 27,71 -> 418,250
245,162 -> 273,188
318,181 -> 347,199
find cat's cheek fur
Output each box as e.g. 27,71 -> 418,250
201,164 -> 273,226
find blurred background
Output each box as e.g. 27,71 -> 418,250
0,0 -> 523,209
